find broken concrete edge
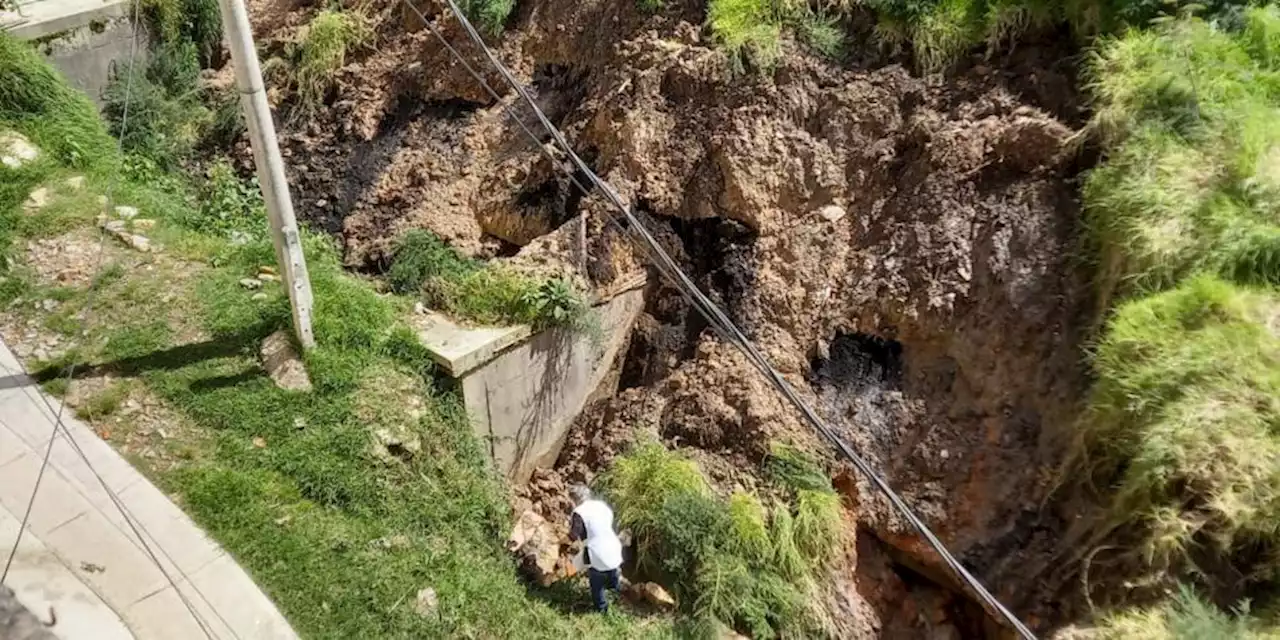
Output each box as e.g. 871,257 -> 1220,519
415,276 -> 647,378
5,0 -> 131,41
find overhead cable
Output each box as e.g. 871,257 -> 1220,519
403,1 -> 1038,636
0,6 -> 223,637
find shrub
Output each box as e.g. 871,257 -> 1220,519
141,0 -> 223,66
459,0 -> 516,35
602,441 -> 842,636
103,45 -> 213,168
766,442 -> 832,493
708,0 -> 783,73
387,230 -> 478,294
293,10 -> 372,113
1075,276 -> 1280,581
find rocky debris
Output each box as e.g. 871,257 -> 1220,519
0,131 -> 38,169
259,273 -> 280,283
507,510 -> 563,586
240,278 -> 263,290
133,219 -> 156,231
23,187 -> 50,213
251,292 -> 269,301
413,587 -> 439,618
259,329 -> 312,392
123,234 -> 151,252
627,582 -> 676,610
64,175 -> 85,191
98,206 -> 152,252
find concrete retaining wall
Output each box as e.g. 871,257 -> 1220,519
417,288 -> 645,483
7,0 -> 143,106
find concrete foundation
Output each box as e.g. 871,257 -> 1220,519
5,0 -> 143,105
417,288 -> 645,483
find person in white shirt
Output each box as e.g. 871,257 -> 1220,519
568,485 -> 623,612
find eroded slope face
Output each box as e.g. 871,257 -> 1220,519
256,0 -> 1091,634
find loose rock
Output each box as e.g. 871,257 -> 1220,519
251,292 -> 269,301
64,175 -> 86,191
413,587 -> 438,618
629,582 -> 676,610
0,131 -> 39,169
260,329 -> 312,392
507,510 -> 561,586
125,234 -> 151,252
114,205 -> 139,219
23,187 -> 50,212
817,204 -> 847,223
240,278 -> 263,290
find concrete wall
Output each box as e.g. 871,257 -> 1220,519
8,0 -> 143,106
459,289 -> 645,483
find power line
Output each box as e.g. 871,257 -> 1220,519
0,6 -> 223,637
401,2 -> 1037,637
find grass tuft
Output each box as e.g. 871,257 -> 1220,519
602,441 -> 840,635
1097,584 -> 1272,639
389,230 -> 592,330
1074,275 -> 1280,583
707,0 -> 783,73
293,9 -> 373,113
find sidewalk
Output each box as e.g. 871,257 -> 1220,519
0,340 -> 298,640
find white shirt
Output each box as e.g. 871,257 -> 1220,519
572,499 -> 623,571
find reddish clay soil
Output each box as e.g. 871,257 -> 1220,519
240,0 -> 1097,635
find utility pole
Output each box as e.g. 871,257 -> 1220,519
215,0 -> 316,348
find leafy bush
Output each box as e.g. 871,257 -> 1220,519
293,10 -> 372,113
141,0 -> 223,66
188,159 -> 267,237
601,441 -> 843,637
103,43 -> 213,169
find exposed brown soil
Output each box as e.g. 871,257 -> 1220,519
244,0 -> 1096,635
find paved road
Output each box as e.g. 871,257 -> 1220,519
0,340 -> 298,640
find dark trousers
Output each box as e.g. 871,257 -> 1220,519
587,567 -> 619,612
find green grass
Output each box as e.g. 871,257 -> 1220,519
601,441 -> 842,637
1072,18 -> 1280,616
389,230 -> 592,330
0,35 -> 117,170
1073,275 -> 1280,577
1096,584 -> 1276,639
293,10 -> 373,114
707,0 -> 783,73
1,37 -> 676,639
458,0 -> 516,35
76,381 -> 132,420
